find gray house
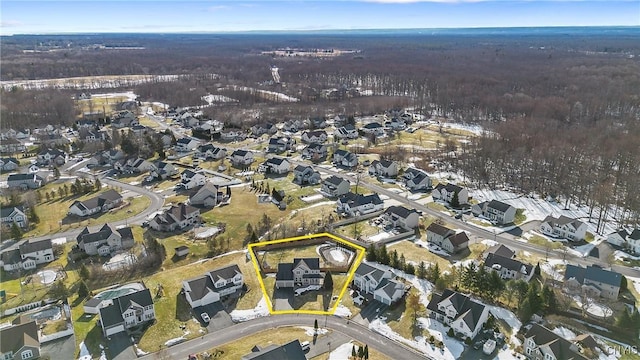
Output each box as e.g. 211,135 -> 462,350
563,264 -> 622,300
7,173 -> 43,190
472,200 -> 517,225
0,320 -> 40,360
321,175 -> 350,197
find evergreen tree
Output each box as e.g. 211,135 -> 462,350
352,345 -> 357,358
398,254 -> 406,271
63,184 -> 69,196
429,263 -> 441,284
314,319 -> 318,333
357,346 -> 364,359
390,250 -> 399,269
78,281 -> 89,299
45,192 -> 51,202
94,178 -> 102,191
461,262 -> 477,289
79,264 -> 90,280
365,244 -> 377,262
324,271 -> 333,290
487,271 -> 505,299
405,263 -> 415,275
49,281 -> 69,300
378,244 -> 390,265
10,223 -> 22,240
450,190 -> 460,208
417,261 -> 427,279
57,187 -> 65,198
53,167 -> 61,179
28,207 -> 39,223
364,345 -> 369,360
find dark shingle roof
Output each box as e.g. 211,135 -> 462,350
7,173 -> 38,182
324,175 -> 347,186
0,205 -> 23,218
184,275 -> 216,302
19,238 -> 52,254
293,258 -> 320,270
426,223 -> 453,237
486,244 -> 515,259
564,264 -> 622,288
99,303 -> 124,328
0,248 -> 22,265
73,190 -> 122,211
241,339 -> 307,360
385,205 -> 417,219
524,324 -> 588,360
276,263 -> 294,281
447,232 -> 470,247
484,253 -> 533,275
208,264 -> 242,283
0,320 -> 39,354
232,149 -> 249,157
487,200 -> 514,213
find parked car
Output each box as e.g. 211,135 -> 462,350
201,312 -> 210,323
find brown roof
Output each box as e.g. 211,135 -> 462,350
427,222 -> 454,236
0,321 -> 39,354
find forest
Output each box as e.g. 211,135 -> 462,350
1,29 -> 639,226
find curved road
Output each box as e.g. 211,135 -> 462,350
298,161 -> 640,278
1,171 -> 164,252
140,314 -> 429,360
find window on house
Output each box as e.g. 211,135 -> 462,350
21,350 -> 33,360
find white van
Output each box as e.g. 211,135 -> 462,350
300,341 -> 310,351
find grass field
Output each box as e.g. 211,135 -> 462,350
259,245 -> 323,270
527,234 -> 564,250
387,240 -> 453,271
385,287 -> 424,340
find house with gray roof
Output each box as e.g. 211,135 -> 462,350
68,189 -> 123,217
381,205 -> 420,231
259,157 -> 291,175
320,175 -> 350,197
1,238 -> 55,271
540,215 -> 587,242
7,173 -> 42,190
231,149 -> 254,166
353,262 -> 406,306
195,144 -> 226,160
1,205 -> 28,230
150,203 -> 200,232
523,324 -> 588,360
98,288 -> 155,337
0,249 -> 23,271
426,223 -> 469,254
241,339 -> 307,360
0,157 -> 20,172
563,264 -> 622,300
189,183 -> 230,208
332,149 -> 358,168
369,159 -> 399,178
276,258 -> 323,289
301,143 -> 327,161
426,289 -> 489,339
36,148 -> 66,166
606,228 -> 640,255
179,169 -> 207,190
182,264 -> 243,308
0,320 -> 40,360
484,244 -> 516,260
336,192 -> 384,217
432,183 -> 468,206
293,165 -> 321,185
472,200 -> 517,225
403,167 -> 432,191
484,253 -> 534,282
76,224 -> 134,256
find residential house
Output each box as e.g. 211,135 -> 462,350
403,167 -> 432,191
267,137 -> 295,153
333,149 -> 358,168
103,149 -> 125,164
250,123 -> 277,137
310,116 -> 327,129
432,183 -> 469,206
426,289 -> 489,339
98,288 -> 155,337
426,223 -> 469,254
111,111 -> 138,128
220,129 -> 247,142
68,189 -> 123,217
76,119 -> 96,128
321,175 -> 350,197
283,119 -> 304,133
336,192 -> 384,217
258,158 -> 289,176
353,262 -> 406,305
148,161 -> 178,180
1,206 -> 28,230
150,203 -> 201,232
301,130 -> 328,144
369,160 -> 399,178
276,258 -> 324,289
230,149 -> 254,167
361,122 -> 384,136
76,224 -> 134,256
195,144 -> 226,160
1,128 -> 18,139
607,228 -> 640,255
293,165 -> 321,185
472,200 -> 517,225
37,148 -> 67,166
130,125 -> 150,136
540,215 -> 587,242
0,249 -> 23,271
79,129 -> 108,143
179,169 -> 207,190
483,253 -> 534,282
334,124 -> 358,139
241,340 -> 307,360
0,320 -> 40,360
0,157 -> 20,172
18,238 -> 54,270
302,143 -> 327,161
182,264 -> 244,308
483,244 -> 516,260
523,324 -> 589,360
385,117 -> 406,130
381,206 -> 420,231
0,138 -> 26,154
117,157 -> 154,173
175,138 -> 200,152
7,174 -> 43,190
160,134 -> 173,148
180,115 -> 199,128
189,183 -> 230,208
563,264 -> 622,300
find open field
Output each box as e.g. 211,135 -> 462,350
259,245 -> 324,269
527,234 -> 564,250
75,95 -> 130,117
387,240 -> 453,270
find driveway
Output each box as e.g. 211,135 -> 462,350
40,334 -> 75,360
352,300 -> 387,326
106,332 -> 136,360
195,302 -> 233,332
274,288 -> 294,311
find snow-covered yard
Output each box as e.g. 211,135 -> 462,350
327,341 -> 355,360
229,297 -> 270,322
333,304 -> 352,318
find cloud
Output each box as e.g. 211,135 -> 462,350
1,20 -> 23,28
208,5 -> 231,12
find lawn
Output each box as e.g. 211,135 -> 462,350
333,219 -> 382,240
259,245 -> 324,270
200,326 -> 320,360
25,189 -> 151,237
75,96 -> 129,116
387,240 -> 453,271
138,116 -> 162,129
514,209 -> 526,225
310,340 -> 391,360
527,234 -> 564,250
138,251 -> 261,352
385,287 -> 424,340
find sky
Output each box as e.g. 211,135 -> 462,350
1,0 -> 638,35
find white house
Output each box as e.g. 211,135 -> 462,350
563,264 -> 622,300
1,206 -> 28,230
403,167 -> 432,191
426,289 -> 489,339
353,262 -> 405,305
483,253 -> 534,282
275,258 -> 323,289
220,130 -> 246,142
76,224 -> 135,257
7,173 -> 43,190
98,288 -> 155,337
302,143 -> 327,161
432,183 -> 469,205
195,144 -> 226,160
267,136 -> 295,153
336,192 -> 384,217
179,169 -> 207,190
426,223 -> 470,254
361,122 -> 384,136
37,148 -> 67,166
68,190 -> 123,217
259,157 -> 290,175
607,228 -> 640,254
0,157 -> 20,172
148,161 -> 178,180
189,183 -> 230,208
19,238 -> 54,270
150,203 -> 200,232
523,324 -> 590,360
230,149 -> 254,166
182,264 -> 244,308
381,206 -> 420,231
301,130 -> 328,144
472,200 -> 517,225
369,160 -> 399,178
540,215 -> 587,242
334,124 -> 358,139
321,175 -> 350,197
175,138 -> 200,152
333,149 -> 358,168
293,165 -> 321,185
0,320 -> 40,360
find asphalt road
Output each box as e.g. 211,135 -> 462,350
139,314 -> 430,360
297,161 -> 640,278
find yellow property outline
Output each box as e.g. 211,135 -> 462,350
248,232 -> 365,316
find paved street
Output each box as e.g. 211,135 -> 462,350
139,314 -> 430,360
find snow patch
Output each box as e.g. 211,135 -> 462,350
481,239 -> 499,247
300,326 -> 329,336
328,341 -> 355,360
552,326 -> 577,340
229,297 -> 270,322
333,304 -> 352,318
295,285 -> 322,296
